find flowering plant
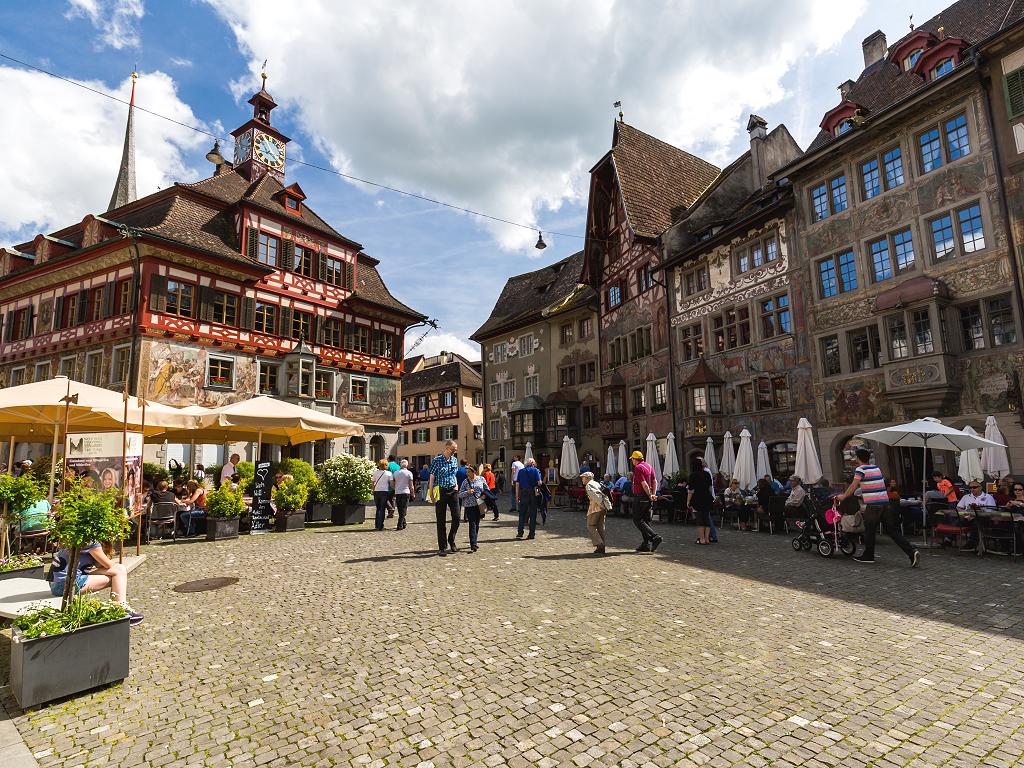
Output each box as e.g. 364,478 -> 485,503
0,553 -> 43,573
317,454 -> 373,505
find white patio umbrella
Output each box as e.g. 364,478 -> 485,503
617,440 -> 628,479
524,442 -> 533,463
605,445 -> 617,478
559,436 -> 580,480
733,428 -> 757,490
981,415 -> 1011,479
663,433 -> 680,480
645,433 -> 662,487
720,431 -> 736,477
703,437 -> 718,475
794,417 -> 824,484
858,417 -> 1005,529
756,441 -> 771,482
957,426 -> 983,484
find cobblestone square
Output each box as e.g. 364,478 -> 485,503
3,504 -> 1024,767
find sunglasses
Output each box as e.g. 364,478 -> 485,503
1015,487 -> 1024,493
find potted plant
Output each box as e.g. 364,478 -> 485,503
10,480 -> 133,708
318,454 -> 373,525
205,484 -> 246,541
273,478 -> 309,532
0,472 -> 45,560
0,553 -> 44,581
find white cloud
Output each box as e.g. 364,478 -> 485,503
206,0 -> 866,251
406,332 -> 480,363
169,57 -> 194,68
66,0 -> 145,50
0,68 -> 206,239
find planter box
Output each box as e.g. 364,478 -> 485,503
330,503 -> 367,526
274,511 -> 306,532
306,502 -> 332,523
0,565 -> 44,582
206,516 -> 240,541
11,616 -> 130,708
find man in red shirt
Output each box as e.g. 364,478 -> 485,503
629,451 -> 663,552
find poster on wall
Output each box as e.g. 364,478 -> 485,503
65,432 -> 144,514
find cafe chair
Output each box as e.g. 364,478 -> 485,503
931,507 -> 972,553
976,507 -> 1016,556
149,501 -> 179,542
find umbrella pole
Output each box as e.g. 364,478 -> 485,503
47,424 -> 59,502
119,392 -> 129,565
257,431 -> 263,463
136,398 -> 147,557
1,436 -> 13,560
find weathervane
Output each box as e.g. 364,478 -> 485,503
614,100 -> 623,122
909,14 -> 914,32
261,58 -> 268,86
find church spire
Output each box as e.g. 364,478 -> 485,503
108,71 -> 138,211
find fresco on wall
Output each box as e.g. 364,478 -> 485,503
822,376 -> 894,427
915,158 -> 986,214
960,354 -> 1022,415
337,372 -> 398,425
145,340 -> 256,407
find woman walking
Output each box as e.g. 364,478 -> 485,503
371,459 -> 394,531
482,463 -> 499,521
458,465 -> 488,552
688,456 -> 715,545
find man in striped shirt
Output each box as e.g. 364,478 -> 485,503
839,448 -> 919,567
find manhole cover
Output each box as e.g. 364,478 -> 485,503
173,577 -> 239,593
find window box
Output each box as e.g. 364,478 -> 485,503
207,376 -> 233,388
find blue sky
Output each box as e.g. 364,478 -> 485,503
0,1 -> 950,360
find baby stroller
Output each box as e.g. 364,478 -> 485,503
791,494 -> 857,557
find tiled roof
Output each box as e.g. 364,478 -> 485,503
609,123 -> 720,238
806,0 -> 1024,153
120,195 -> 251,264
402,354 -> 482,395
470,250 -> 593,341
351,254 -> 425,319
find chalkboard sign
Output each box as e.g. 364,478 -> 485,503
251,460 -> 273,534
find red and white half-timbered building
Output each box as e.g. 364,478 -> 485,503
0,80 -> 424,465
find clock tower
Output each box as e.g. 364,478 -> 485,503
230,72 -> 289,183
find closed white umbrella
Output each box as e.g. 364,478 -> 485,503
559,436 -> 580,480
957,426 -> 983,483
704,437 -> 718,474
524,441 -> 533,463
617,440 -> 628,479
720,431 -> 736,477
733,428 -> 757,490
981,415 -> 1010,479
605,445 -> 617,478
663,433 -> 680,479
794,417 -> 824,484
645,433 -> 662,487
756,441 -> 771,482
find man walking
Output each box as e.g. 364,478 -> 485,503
629,450 -> 663,552
839,447 -> 919,567
582,471 -> 610,554
393,459 -> 415,530
515,458 -> 543,540
509,455 -> 524,514
427,440 -> 460,556
386,455 -> 400,518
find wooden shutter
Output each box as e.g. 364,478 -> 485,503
245,227 -> 260,262
2,311 -> 11,342
149,274 -> 168,313
317,252 -> 327,282
343,321 -> 354,350
241,297 -> 255,330
198,286 -> 216,322
26,305 -> 35,337
76,289 -> 89,324
53,296 -> 64,331
311,315 -> 322,344
103,281 -> 117,318
279,239 -> 295,271
343,261 -> 355,290
451,425 -> 458,440
1006,69 -> 1024,119
279,306 -> 294,338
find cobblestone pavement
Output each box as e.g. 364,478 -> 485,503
3,503 -> 1024,768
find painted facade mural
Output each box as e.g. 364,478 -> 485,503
337,371 -> 398,425
143,339 -> 257,407
821,376 -> 896,427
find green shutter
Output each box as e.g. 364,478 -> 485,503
241,297 -> 255,330
1006,69 -> 1024,119
199,286 -> 215,322
149,275 -> 168,313
317,252 -> 327,282
245,227 -> 259,262
279,239 -> 295,271
103,281 -> 116,318
76,289 -> 89,324
279,306 -> 294,338
53,296 -> 64,330
343,262 -> 354,290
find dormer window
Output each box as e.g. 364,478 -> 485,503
903,49 -> 923,71
836,119 -> 855,136
932,58 -> 954,79
286,197 -> 299,211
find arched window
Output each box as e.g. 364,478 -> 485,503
932,58 -> 954,78
348,436 -> 365,457
836,119 -> 855,136
769,442 -> 797,480
903,48 -> 923,71
839,436 -> 872,482
369,435 -> 385,463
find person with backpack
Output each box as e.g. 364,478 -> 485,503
582,471 -> 611,554
838,447 -> 919,567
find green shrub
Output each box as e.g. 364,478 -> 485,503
318,454 -> 373,505
235,461 -> 255,491
206,484 -> 246,519
0,473 -> 44,521
142,462 -> 170,484
273,478 -> 309,512
14,595 -> 130,640
280,458 -> 315,488
206,464 -> 223,488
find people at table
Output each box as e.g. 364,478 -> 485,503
601,473 -> 614,493
221,453 -> 240,487
1008,481 -> 1024,513
957,482 -> 996,513
178,480 -> 207,536
723,479 -> 748,530
613,473 -> 630,492
784,476 -> 806,508
767,474 -> 784,494
993,477 -> 1013,506
50,542 -> 143,625
926,471 -> 958,504
755,478 -> 772,531
150,479 -> 180,506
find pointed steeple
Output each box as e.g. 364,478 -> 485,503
108,71 -> 138,211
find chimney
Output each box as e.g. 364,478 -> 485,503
746,114 -> 768,190
862,30 -> 887,68
839,79 -> 855,99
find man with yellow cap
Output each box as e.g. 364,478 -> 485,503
629,450 -> 663,552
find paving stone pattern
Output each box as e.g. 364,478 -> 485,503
3,503 -> 1024,767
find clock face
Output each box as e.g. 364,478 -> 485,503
253,131 -> 285,168
234,132 -> 252,164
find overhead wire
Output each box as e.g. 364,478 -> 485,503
0,51 -> 591,242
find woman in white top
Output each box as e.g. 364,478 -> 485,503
371,459 -> 394,531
